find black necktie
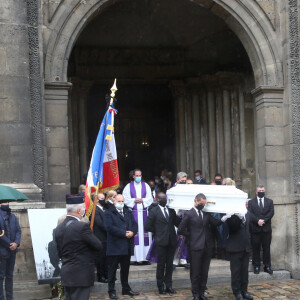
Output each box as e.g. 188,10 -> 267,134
198,210 -> 203,223
119,210 -> 124,217
259,198 -> 263,210
164,207 -> 169,221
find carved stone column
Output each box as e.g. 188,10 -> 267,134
251,86 -> 285,201
44,82 -> 72,207
223,89 -> 232,177
171,81 -> 187,172
207,90 -> 217,179
252,85 -> 287,270
187,79 -> 202,174
69,79 -> 93,192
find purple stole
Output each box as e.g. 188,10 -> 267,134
130,181 -> 149,246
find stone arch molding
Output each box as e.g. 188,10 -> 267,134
44,0 -> 283,86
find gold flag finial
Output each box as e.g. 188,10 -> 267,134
110,78 -> 118,105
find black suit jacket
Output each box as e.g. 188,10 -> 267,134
226,213 -> 252,253
145,205 -> 181,247
177,208 -> 221,250
247,197 -> 274,233
93,206 -> 107,243
54,216 -> 102,287
104,206 -> 138,256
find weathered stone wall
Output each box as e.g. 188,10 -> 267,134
0,2 -> 33,184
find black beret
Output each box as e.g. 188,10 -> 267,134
66,192 -> 84,204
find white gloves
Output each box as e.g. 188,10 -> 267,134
221,212 -> 233,222
235,213 -> 246,220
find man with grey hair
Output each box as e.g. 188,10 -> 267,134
54,193 -> 102,300
176,172 -> 188,184
247,184 -> 274,275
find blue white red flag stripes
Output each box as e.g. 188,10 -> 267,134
85,104 -> 119,217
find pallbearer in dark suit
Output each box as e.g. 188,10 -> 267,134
54,193 -> 103,300
104,194 -> 139,299
247,184 -> 274,275
178,193 -> 222,300
145,192 -> 181,294
222,213 -> 254,300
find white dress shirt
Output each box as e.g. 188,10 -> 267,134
257,196 -> 264,207
158,204 -> 169,218
193,206 -> 203,218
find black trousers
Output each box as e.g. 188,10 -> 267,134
190,247 -> 212,297
156,244 -> 176,289
229,251 -> 249,295
251,231 -> 272,267
64,286 -> 90,300
107,254 -> 131,293
96,242 -> 108,279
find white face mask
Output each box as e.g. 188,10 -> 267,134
116,203 -> 124,210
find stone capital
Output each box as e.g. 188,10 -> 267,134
44,82 -> 72,101
251,86 -> 284,110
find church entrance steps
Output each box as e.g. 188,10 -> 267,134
91,259 -> 291,295
11,260 -> 291,299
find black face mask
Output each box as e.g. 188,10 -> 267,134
150,186 -> 155,191
257,192 -> 265,198
99,200 -> 106,207
215,180 -> 222,185
179,181 -> 186,184
196,204 -> 204,211
1,205 -> 11,213
158,199 -> 167,207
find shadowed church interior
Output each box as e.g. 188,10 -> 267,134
67,0 -> 256,196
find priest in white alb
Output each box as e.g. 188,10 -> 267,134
123,169 -> 153,263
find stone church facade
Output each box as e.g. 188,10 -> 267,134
0,0 -> 300,285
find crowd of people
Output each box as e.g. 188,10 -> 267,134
52,168 -> 274,300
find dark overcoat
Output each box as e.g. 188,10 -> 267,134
93,206 -> 107,243
54,216 -> 102,287
104,206 -> 138,256
0,209 -> 21,259
144,205 -> 181,247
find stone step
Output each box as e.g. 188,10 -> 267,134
12,259 -> 291,299
125,258 -> 230,279
91,270 -> 291,295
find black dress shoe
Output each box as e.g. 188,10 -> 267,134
108,292 -> 118,299
193,296 -> 200,300
235,293 -> 243,300
122,290 -> 140,296
199,294 -> 208,300
98,276 -> 108,283
264,266 -> 273,275
253,266 -> 260,274
158,288 -> 166,294
242,291 -> 253,300
165,287 -> 177,294
183,263 -> 190,269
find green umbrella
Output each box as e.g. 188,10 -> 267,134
0,185 -> 29,203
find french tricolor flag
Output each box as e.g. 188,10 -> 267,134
85,103 -> 119,217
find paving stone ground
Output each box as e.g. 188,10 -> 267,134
85,280 -> 300,300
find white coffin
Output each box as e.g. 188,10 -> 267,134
166,184 -> 247,214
